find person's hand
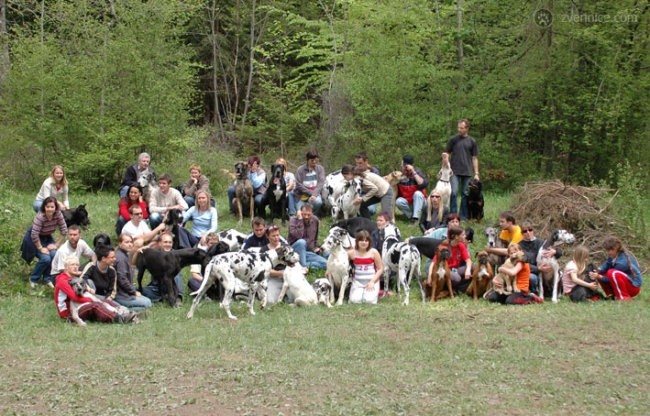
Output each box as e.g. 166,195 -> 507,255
192,177 -> 198,185
366,281 -> 376,290
296,210 -> 303,220
39,247 -> 49,254
492,277 -> 503,289
541,248 -> 555,258
589,271 -> 600,280
353,196 -> 362,206
46,244 -> 57,251
588,282 -> 599,291
538,263 -> 552,273
309,195 -> 317,203
464,271 -> 472,280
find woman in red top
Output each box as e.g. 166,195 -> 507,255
115,185 -> 149,236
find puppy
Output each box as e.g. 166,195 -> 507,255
277,264 -> 319,306
382,171 -> 403,223
68,276 -> 91,326
312,278 -> 333,307
425,244 -> 453,302
467,178 -> 484,222
466,250 -> 494,300
493,250 -> 525,295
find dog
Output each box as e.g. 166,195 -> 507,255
466,250 -> 494,300
425,243 -> 453,301
381,223 -> 424,305
68,276 -> 91,326
493,250 -> 525,295
136,247 -> 207,307
265,163 -> 288,225
383,171 -> 404,222
164,208 -> 185,249
484,226 -> 505,267
405,237 -> 443,260
467,178 -> 484,222
62,204 -> 90,229
186,246 -> 300,320
218,229 -> 248,251
435,154 -> 453,210
231,162 -> 254,224
137,171 -> 157,203
322,170 -> 346,219
537,229 -> 576,303
312,278 -> 333,307
277,264 -> 319,306
320,226 -> 354,305
332,217 -> 377,236
336,177 -> 362,219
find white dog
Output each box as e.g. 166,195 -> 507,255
537,229 -> 576,303
435,154 -> 453,210
277,264 -> 319,306
312,278 -> 333,307
320,226 -> 354,305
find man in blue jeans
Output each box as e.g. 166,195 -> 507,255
443,119 -> 480,220
287,204 -> 327,270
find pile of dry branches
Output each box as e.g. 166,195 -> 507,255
510,180 -> 644,262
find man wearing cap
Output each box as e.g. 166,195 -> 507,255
443,119 -> 480,220
396,155 -> 429,224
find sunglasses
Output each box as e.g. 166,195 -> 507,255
132,212 -> 143,216
522,228 -> 534,233
267,225 -> 280,231
430,195 -> 441,198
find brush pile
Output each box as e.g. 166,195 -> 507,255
510,180 -> 645,264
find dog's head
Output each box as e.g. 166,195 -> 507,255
321,226 -> 353,253
484,227 -> 499,247
476,250 -> 490,265
93,233 -> 112,249
312,278 -> 332,303
276,245 -> 300,266
508,250 -> 525,263
468,178 -> 482,193
235,162 -> 248,179
69,276 -> 88,297
551,229 -> 576,245
72,204 -> 90,228
436,244 -> 451,261
164,208 -> 184,227
383,171 -> 404,186
270,164 -> 285,180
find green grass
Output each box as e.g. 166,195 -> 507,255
1,189 -> 649,415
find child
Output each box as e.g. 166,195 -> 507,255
487,243 -> 543,305
347,230 -> 384,304
589,236 -> 643,300
562,245 -> 603,302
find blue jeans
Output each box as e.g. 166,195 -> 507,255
287,192 -> 297,216
31,248 -> 57,284
149,212 -> 163,229
114,294 -> 153,311
32,200 -> 43,213
450,175 -> 471,220
529,273 -> 540,295
119,185 -> 130,199
291,239 -> 327,269
295,196 -> 323,217
395,191 -> 426,220
142,274 -> 184,302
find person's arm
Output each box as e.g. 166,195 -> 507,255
288,215 -> 304,243
369,249 -> 384,288
461,244 -> 472,280
285,173 -> 295,192
174,189 -> 189,211
181,178 -> 197,197
569,270 -> 599,291
414,168 -> 428,189
115,257 -> 137,296
473,156 -> 479,179
61,186 -> 70,210
312,166 -> 326,196
250,169 -> 266,191
360,176 -> 379,200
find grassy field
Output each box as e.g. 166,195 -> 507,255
1,188 -> 649,415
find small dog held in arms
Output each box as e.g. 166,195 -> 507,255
466,250 -> 494,300
493,249 -> 525,295
435,154 -> 453,210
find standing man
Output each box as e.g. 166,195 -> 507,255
119,152 -> 156,198
287,204 -> 327,270
395,154 -> 429,224
294,149 -> 326,215
49,225 -> 97,280
443,119 -> 479,220
148,173 -> 188,229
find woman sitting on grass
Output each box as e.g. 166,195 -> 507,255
347,230 -> 383,305
589,236 -> 643,301
33,165 -> 69,212
115,185 -> 149,236
27,196 -> 68,288
487,243 -> 543,305
562,245 -> 603,302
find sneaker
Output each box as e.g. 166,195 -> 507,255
46,282 -> 54,289
411,218 -> 419,225
29,281 -> 37,289
531,293 -> 544,304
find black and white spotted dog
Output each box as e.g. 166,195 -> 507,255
537,229 -> 576,303
320,226 -> 355,305
312,278 -> 333,307
186,246 -> 300,320
218,229 -> 248,251
381,223 -> 424,305
335,177 -> 362,220
265,163 -> 288,225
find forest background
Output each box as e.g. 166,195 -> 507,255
0,0 -> 648,193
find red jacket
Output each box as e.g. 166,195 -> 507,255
54,272 -> 93,319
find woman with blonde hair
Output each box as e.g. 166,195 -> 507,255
562,245 -> 603,302
180,163 -> 211,208
589,236 -> 643,300
33,165 -> 69,212
419,189 -> 449,235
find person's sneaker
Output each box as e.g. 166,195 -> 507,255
411,218 -> 419,225
174,297 -> 183,308
46,282 -> 54,289
29,281 -> 37,289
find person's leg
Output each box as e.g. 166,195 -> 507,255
30,250 -> 55,285
118,185 -> 129,199
142,284 -> 162,303
184,195 -> 196,208
287,192 -> 297,216
529,273 -> 540,295
149,213 -> 163,230
305,251 -> 328,270
32,200 -> 43,213
380,188 -> 394,218
449,175 -> 460,214
254,193 -> 266,218
114,294 -> 152,311
291,239 -> 308,268
459,176 -> 471,220
227,184 -> 235,213
360,196 -> 381,218
412,191 -> 426,221
395,197 -> 413,219
115,216 -> 127,237
311,195 -> 324,216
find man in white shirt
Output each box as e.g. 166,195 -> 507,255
49,225 -> 97,285
121,206 -> 164,248
148,173 -> 188,229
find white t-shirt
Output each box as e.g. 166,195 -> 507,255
51,239 -> 95,275
121,221 -> 151,238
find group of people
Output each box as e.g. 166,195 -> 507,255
22,117 -> 643,324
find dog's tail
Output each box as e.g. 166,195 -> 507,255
191,259 -> 215,297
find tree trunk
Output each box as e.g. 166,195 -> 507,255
0,0 -> 9,87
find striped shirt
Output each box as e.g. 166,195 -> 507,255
353,256 -> 376,284
31,211 -> 67,246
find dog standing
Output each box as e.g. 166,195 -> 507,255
467,178 -> 484,222
320,226 -> 354,305
466,250 -> 494,300
382,171 -> 403,223
435,154 -> 453,210
231,162 -> 254,224
265,163 -> 288,225
187,246 -> 299,320
381,223 -> 424,305
425,244 -> 453,302
537,229 -> 576,303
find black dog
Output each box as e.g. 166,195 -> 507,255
136,247 -> 207,307
164,208 -> 185,249
62,204 -> 90,229
93,233 -> 112,248
569,263 -> 604,302
467,178 -> 484,222
407,237 -> 443,260
265,163 -> 288,225
332,217 -> 377,236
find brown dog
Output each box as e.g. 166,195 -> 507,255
231,162 -> 254,225
424,244 -> 454,302
383,171 -> 403,223
467,250 -> 494,300
493,250 -> 525,295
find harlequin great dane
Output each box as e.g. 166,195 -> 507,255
186,246 -> 300,320
381,223 -> 424,305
